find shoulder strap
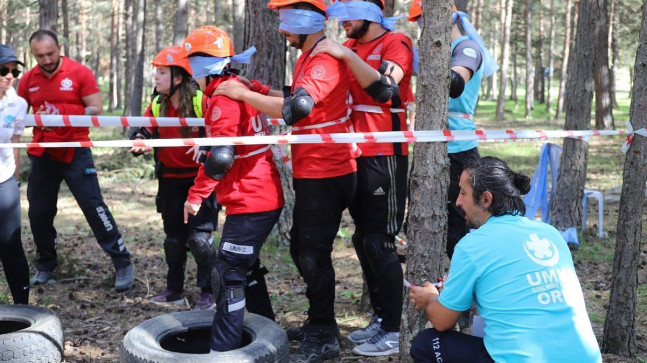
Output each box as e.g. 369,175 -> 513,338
193,90 -> 203,118
151,95 -> 161,117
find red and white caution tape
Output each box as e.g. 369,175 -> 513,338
1,129 -> 636,149
24,114 -> 288,127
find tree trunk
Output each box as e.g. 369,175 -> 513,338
173,0 -> 188,46
232,0 -> 245,69
525,0 -> 534,117
454,0 -> 468,12
131,0 -> 146,116
534,0 -> 545,104
244,0 -> 292,246
400,1 -> 451,360
549,0 -> 599,231
556,0 -> 572,122
213,0 -> 220,24
496,0 -> 514,121
123,0 -> 134,115
546,0 -> 555,114
602,3 -> 647,355
609,0 -> 619,108
61,0 -> 70,57
39,0 -> 57,32
595,0 -> 614,129
511,33 -> 518,104
473,0 -> 484,32
155,0 -> 163,54
108,0 -> 120,112
383,0 -> 394,17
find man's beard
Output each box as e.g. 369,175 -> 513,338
39,58 -> 60,74
346,21 -> 370,39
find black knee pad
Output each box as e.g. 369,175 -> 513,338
212,259 -> 247,308
187,234 -> 215,265
298,250 -> 320,285
363,234 -> 400,277
163,236 -> 186,255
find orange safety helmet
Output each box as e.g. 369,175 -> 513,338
183,26 -> 235,58
408,2 -> 457,22
267,0 -> 327,12
152,46 -> 192,75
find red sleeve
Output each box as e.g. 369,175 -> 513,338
293,54 -> 343,104
382,34 -> 414,77
187,166 -> 217,205
77,65 -> 101,98
205,95 -> 242,138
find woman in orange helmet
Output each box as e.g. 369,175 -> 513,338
130,45 -> 219,311
215,2 -> 357,361
181,26 -> 285,353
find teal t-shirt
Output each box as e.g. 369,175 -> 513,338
439,215 -> 602,363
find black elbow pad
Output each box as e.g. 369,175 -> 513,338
364,75 -> 399,104
282,87 -> 314,126
449,70 -> 465,98
204,145 -> 235,180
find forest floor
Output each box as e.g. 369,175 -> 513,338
4,126 -> 647,362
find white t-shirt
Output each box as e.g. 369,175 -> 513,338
0,87 -> 27,183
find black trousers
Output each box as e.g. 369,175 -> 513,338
211,208 -> 282,352
0,178 -> 29,304
157,177 -> 218,292
447,148 -> 480,259
289,172 -> 356,327
348,155 -> 407,332
410,328 -> 494,363
27,148 -> 131,271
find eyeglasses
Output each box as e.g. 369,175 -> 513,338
0,67 -> 21,78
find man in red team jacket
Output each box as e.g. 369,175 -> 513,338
17,30 -> 134,292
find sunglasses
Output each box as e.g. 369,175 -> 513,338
0,67 -> 21,78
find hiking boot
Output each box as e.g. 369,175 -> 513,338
151,289 -> 185,306
195,292 -> 216,310
347,315 -> 382,344
30,270 -> 55,286
352,328 -> 399,356
286,319 -> 342,342
290,324 -> 340,363
114,263 -> 135,292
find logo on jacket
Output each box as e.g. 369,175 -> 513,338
311,65 -> 326,79
29,86 -> 40,93
210,106 -> 221,121
3,115 -> 15,127
60,78 -> 73,91
523,234 -> 560,267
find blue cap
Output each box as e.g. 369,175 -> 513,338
0,45 -> 24,66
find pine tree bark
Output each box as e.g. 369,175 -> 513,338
400,1 -> 451,360
61,0 -> 70,57
496,0 -> 514,121
130,0 -> 146,116
232,0 -> 245,67
243,0 -> 292,246
602,3 -> 647,355
383,0 -> 394,17
173,0 -> 188,46
609,0 -> 619,108
534,0 -> 545,104
546,0 -> 555,114
594,0 -> 614,129
525,0 -> 534,117
155,0 -> 163,54
473,0 -> 484,32
123,0 -> 134,115
556,0 -> 572,122
108,0 -> 120,112
549,0 -> 599,231
39,0 -> 57,32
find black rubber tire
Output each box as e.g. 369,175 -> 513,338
122,311 -> 289,363
0,305 -> 64,363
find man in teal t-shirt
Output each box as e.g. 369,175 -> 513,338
409,156 -> 601,363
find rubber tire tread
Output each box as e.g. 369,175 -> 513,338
0,305 -> 64,363
121,310 -> 289,363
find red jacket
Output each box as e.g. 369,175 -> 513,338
187,75 -> 284,215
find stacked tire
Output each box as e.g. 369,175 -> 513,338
0,305 -> 64,363
122,311 -> 289,363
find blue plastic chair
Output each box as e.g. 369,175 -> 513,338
523,143 -> 607,246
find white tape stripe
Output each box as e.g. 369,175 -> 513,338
228,299 -> 246,312
352,104 -> 406,114
1,129 -> 633,148
24,115 -> 288,127
234,145 -> 271,159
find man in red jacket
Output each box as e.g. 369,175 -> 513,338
182,26 -> 285,353
17,30 -> 134,292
